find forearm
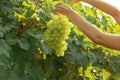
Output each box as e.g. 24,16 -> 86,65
82,0 -> 120,24
67,10 -> 120,50
67,10 -> 103,43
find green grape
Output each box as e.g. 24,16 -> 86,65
45,15 -> 73,57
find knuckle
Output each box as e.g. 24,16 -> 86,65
55,2 -> 64,7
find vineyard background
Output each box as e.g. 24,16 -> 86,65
0,0 -> 120,80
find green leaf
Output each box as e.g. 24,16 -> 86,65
79,50 -> 90,69
86,15 -> 97,24
13,7 -> 22,14
74,35 -> 84,45
0,39 -> 11,57
1,6 -> 11,13
18,38 -> 30,50
109,55 -> 120,76
0,31 -> 4,37
84,6 -> 94,17
39,39 -> 53,55
24,8 -> 34,18
0,27 -> 5,37
90,48 -> 108,68
26,30 -> 43,39
6,32 -> 18,45
90,52 -> 97,64
0,66 -> 8,80
0,62 -> 5,66
101,16 -> 108,30
10,0 -> 19,5
0,48 -> 9,58
67,42 -> 90,69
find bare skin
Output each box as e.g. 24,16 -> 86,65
55,0 -> 120,50
69,0 -> 120,24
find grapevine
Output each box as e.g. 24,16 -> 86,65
0,0 -> 120,80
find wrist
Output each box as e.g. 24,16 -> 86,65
65,8 -> 75,17
67,9 -> 78,18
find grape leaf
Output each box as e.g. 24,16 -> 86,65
0,31 -> 4,37
18,38 -> 30,50
0,39 -> 11,58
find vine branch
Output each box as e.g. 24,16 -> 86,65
16,19 -> 32,36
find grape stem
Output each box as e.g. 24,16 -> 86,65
16,19 -> 32,36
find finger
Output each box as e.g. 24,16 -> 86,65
55,9 -> 62,14
55,7 -> 61,11
55,2 -> 63,7
55,7 -> 63,13
55,8 -> 62,13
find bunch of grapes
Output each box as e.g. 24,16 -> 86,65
45,15 -> 73,57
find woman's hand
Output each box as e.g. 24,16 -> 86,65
55,3 -> 74,16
